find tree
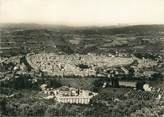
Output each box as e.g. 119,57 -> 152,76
0,98 -> 7,114
19,103 -> 31,116
31,102 -> 47,116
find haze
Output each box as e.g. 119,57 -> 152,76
0,0 -> 164,26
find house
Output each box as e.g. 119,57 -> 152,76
119,81 -> 137,88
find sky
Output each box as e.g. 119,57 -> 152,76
0,0 -> 164,26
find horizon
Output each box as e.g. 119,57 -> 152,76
0,22 -> 164,28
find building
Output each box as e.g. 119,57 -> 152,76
119,81 -> 137,88
42,86 -> 98,104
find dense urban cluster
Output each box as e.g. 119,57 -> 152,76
27,53 -> 133,77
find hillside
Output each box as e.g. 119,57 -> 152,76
0,24 -> 164,56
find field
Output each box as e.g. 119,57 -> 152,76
0,24 -> 164,56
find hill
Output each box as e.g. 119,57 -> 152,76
0,24 -> 164,56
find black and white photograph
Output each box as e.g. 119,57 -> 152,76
0,0 -> 164,117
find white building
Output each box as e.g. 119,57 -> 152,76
43,86 -> 98,104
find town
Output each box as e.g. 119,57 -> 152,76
0,24 -> 164,117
